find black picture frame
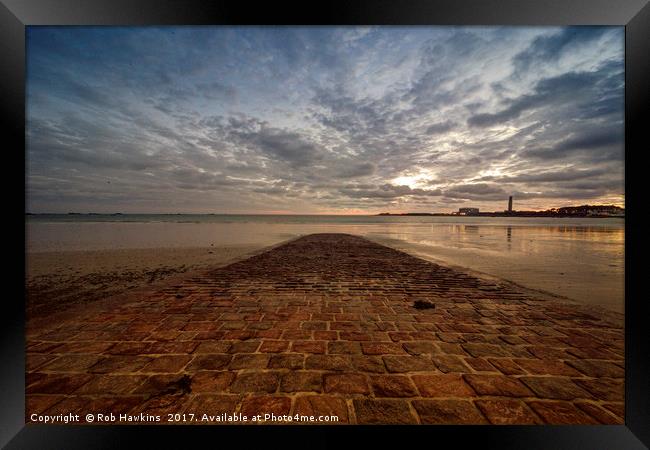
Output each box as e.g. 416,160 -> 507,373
3,0 -> 649,448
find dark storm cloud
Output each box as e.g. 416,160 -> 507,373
444,183 -> 507,201
339,184 -> 442,200
426,121 -> 455,134
26,26 -> 624,213
482,167 -> 608,183
523,126 -> 624,161
512,27 -> 612,76
337,162 -> 376,179
467,67 -> 615,128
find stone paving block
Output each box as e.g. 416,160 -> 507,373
131,394 -> 192,416
186,354 -> 232,371
402,341 -> 439,355
141,355 -> 193,373
601,402 -> 624,419
350,355 -> 387,373
431,354 -> 470,373
475,399 -> 540,424
240,396 -> 292,420
305,355 -> 353,371
513,358 -> 581,376
132,373 -> 192,395
268,354 -> 304,370
230,372 -> 279,393
437,342 -> 467,355
369,375 -> 418,397
464,357 -> 496,373
27,342 -> 64,354
88,355 -> 153,374
383,355 -> 436,373
313,331 -> 338,340
149,341 -> 199,354
565,360 -> 625,378
527,401 -> 600,424
229,354 -> 271,370
228,341 -> 261,354
190,371 -> 235,393
43,396 -> 90,415
27,374 -> 94,395
462,343 -> 510,358
412,374 -> 475,398
84,396 -> 142,415
75,375 -> 148,395
291,341 -> 326,354
486,358 -> 525,375
412,400 -> 488,424
324,373 -> 370,394
519,376 -> 592,400
185,394 -> 239,416
55,342 -> 113,354
280,371 -> 323,393
573,378 -> 624,402
294,396 -> 349,423
353,399 -> 418,424
339,331 -> 372,341
575,402 -> 623,424
361,342 -> 406,355
26,395 -> 66,415
259,340 -> 290,353
328,341 -> 361,354
194,341 -> 232,354
26,355 -> 59,372
463,374 -> 533,397
40,355 -> 104,372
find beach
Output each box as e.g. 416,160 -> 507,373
27,246 -> 266,317
26,215 -> 625,314
25,233 -> 624,425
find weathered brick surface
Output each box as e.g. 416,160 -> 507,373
412,374 -> 475,398
26,234 -> 624,424
294,395 -> 349,424
519,376 -> 592,400
463,374 -> 533,398
280,371 -> 323,393
369,375 -> 418,398
413,400 -> 488,424
475,399 -> 540,424
354,399 -> 418,424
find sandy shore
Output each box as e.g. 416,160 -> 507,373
26,245 -> 266,317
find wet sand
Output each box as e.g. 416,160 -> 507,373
26,245 -> 266,317
27,218 -> 625,313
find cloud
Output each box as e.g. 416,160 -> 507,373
25,26 -> 624,213
426,121 -> 455,134
512,27 -> 612,75
467,68 -> 612,128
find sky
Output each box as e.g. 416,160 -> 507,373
26,26 -> 624,214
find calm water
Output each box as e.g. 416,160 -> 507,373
26,214 -> 624,313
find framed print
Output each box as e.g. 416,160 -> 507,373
2,0 -> 649,448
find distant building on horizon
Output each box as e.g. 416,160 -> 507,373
507,196 -> 513,213
458,207 -> 479,216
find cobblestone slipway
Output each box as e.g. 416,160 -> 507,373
26,234 -> 624,424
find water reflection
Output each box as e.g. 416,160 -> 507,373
27,217 -> 625,313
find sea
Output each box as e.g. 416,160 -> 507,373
26,214 -> 625,313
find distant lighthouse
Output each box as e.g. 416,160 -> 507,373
508,196 -> 513,213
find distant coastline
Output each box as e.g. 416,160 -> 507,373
377,212 -> 624,218
378,204 -> 624,219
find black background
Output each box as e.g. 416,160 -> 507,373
1,0 -> 648,448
